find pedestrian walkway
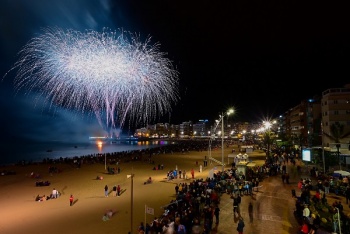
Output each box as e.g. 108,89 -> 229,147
214,159 -> 349,234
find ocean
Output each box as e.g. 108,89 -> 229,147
0,139 -> 171,165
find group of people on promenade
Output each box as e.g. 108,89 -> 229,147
264,148 -> 350,234
293,173 -> 350,234
136,158 -> 265,234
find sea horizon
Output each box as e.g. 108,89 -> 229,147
0,138 -> 171,165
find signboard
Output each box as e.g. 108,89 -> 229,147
302,149 -> 311,162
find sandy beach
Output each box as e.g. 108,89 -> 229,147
0,144 -> 262,234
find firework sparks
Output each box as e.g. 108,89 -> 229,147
5,27 -> 179,135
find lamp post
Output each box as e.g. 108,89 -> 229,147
208,108 -> 233,170
221,112 -> 224,172
321,123 -> 326,173
221,108 -> 234,172
127,172 -> 135,234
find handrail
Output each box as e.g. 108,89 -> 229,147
208,156 -> 225,166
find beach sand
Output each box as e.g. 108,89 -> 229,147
0,145 -> 265,234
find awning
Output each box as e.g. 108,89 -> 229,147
333,170 -> 350,176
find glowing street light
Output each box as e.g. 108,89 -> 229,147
208,108 -> 234,171
221,108 -> 234,172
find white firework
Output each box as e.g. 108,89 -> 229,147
6,27 -> 180,134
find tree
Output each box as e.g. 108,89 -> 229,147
262,131 -> 275,159
323,122 -> 350,170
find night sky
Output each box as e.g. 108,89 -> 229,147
0,0 -> 349,143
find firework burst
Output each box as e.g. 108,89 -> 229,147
5,27 -> 180,135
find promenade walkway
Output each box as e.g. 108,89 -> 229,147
214,158 -> 349,234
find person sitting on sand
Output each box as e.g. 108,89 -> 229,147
102,209 -> 116,221
144,177 -> 152,185
106,209 -> 114,218
36,194 -> 47,202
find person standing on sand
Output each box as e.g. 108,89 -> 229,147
69,194 -> 74,206
52,188 -> 58,199
104,185 -> 109,197
112,185 -> 117,197
117,185 -> 121,196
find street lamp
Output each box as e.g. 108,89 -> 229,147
208,108 -> 234,170
221,108 -> 234,172
127,172 -> 135,234
221,113 -> 224,172
321,122 -> 326,173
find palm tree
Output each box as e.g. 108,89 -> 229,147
263,130 -> 275,159
323,122 -> 350,170
292,133 -> 307,156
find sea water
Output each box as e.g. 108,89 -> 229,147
0,139 -> 171,165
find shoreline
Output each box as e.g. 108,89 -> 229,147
0,138 -> 233,167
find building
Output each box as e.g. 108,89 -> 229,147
192,119 -> 209,138
179,121 -> 193,138
284,98 -> 322,148
321,84 -> 350,153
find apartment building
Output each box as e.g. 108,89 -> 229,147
283,98 -> 322,148
321,84 -> 350,153
192,120 -> 209,137
179,121 -> 193,138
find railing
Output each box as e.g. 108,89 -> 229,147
208,157 -> 225,166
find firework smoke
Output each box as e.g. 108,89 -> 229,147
5,27 -> 180,136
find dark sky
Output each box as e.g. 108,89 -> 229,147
0,0 -> 349,142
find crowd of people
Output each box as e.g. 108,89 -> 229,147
294,175 -> 350,234
263,148 -> 350,234
136,158 -> 265,234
